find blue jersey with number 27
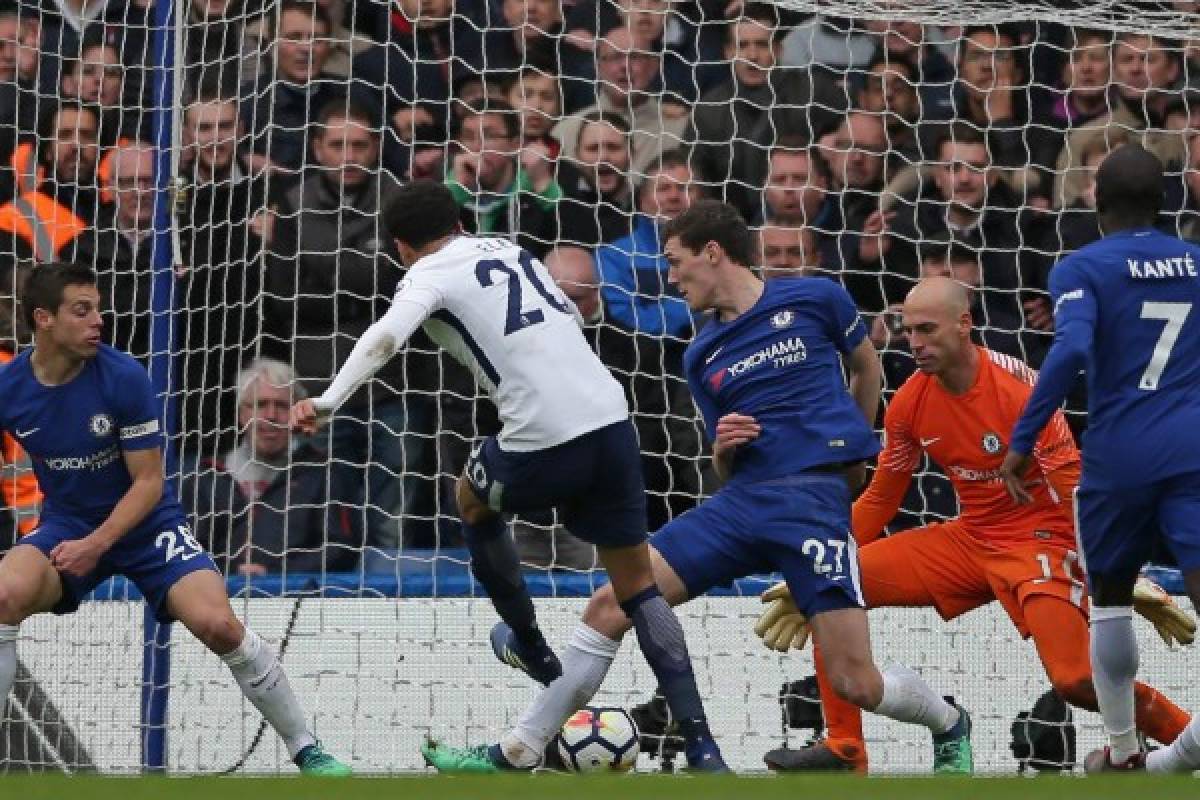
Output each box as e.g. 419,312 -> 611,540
685,277 -> 880,485
1011,228 -> 1200,489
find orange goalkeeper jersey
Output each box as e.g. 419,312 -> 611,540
853,346 -> 1079,549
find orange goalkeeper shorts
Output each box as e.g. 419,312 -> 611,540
858,519 -> 1088,637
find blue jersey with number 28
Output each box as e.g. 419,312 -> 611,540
1012,228 -> 1200,489
0,344 -> 184,531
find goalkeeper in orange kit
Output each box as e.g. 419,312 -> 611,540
760,277 -> 1193,772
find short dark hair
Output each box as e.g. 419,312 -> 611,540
723,2 -> 787,46
770,134 -> 831,186
277,0 -> 332,34
864,46 -> 916,78
314,97 -> 378,133
384,181 -> 461,249
663,199 -> 754,267
77,23 -> 123,60
575,110 -> 632,147
1069,27 -> 1114,48
184,79 -> 237,109
959,23 -> 1019,56
932,121 -> 988,160
37,103 -> 98,167
919,233 -> 978,266
639,147 -> 704,198
451,96 -> 520,141
20,262 -> 98,330
1096,143 -> 1164,227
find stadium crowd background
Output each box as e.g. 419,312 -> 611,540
0,0 -> 1198,577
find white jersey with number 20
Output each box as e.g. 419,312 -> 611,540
315,235 -> 628,452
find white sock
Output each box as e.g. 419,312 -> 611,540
1090,606 -> 1141,763
504,624 -> 622,767
874,664 -> 959,734
0,625 -> 17,700
220,628 -> 316,760
1147,715 -> 1200,772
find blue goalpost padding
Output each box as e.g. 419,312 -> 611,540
141,0 -> 179,770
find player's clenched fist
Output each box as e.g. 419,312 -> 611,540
714,412 -> 761,456
289,399 -> 328,435
50,535 -> 108,577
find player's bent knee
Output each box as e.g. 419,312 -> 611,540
0,574 -> 49,625
581,586 -> 630,640
830,671 -> 878,710
193,611 -> 245,655
455,476 -> 493,527
0,587 -> 26,623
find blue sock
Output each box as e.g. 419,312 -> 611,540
619,586 -> 708,736
463,516 -> 543,648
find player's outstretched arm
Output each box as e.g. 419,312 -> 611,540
1007,265 -> 1095,480
852,395 -> 916,546
50,447 -> 164,577
303,296 -> 433,425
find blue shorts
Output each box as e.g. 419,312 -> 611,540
651,474 -> 864,616
22,514 -> 219,623
1076,471 -> 1200,579
464,419 -> 647,548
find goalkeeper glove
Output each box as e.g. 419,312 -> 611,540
1133,577 -> 1196,647
754,581 -> 810,652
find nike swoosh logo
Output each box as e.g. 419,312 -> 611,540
704,346 -> 724,365
15,428 -> 39,438
920,437 -> 940,447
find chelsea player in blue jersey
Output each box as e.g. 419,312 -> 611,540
433,200 -> 973,773
1003,144 -> 1200,774
0,263 -> 349,775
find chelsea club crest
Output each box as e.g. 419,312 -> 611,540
982,432 -> 1002,454
770,310 -> 795,329
89,413 -> 114,438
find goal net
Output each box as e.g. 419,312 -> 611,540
0,0 -> 1197,774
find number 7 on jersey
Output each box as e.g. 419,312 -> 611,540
1139,301 -> 1191,391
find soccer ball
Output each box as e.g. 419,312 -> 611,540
555,706 -> 640,772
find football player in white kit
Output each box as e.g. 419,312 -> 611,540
290,181 -> 728,772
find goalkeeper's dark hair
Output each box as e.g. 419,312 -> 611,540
663,200 -> 754,268
19,262 -> 98,330
384,181 -> 461,250
1095,143 -> 1163,230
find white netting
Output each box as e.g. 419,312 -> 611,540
0,0 -> 1199,774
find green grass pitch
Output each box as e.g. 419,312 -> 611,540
2,774 -> 1198,799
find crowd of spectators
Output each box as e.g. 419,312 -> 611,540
2,0 -> 1200,569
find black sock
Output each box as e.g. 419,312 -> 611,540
619,586 -> 706,728
463,516 -> 542,648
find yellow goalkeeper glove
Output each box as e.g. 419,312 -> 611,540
1133,577 -> 1196,647
754,581 -> 810,652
